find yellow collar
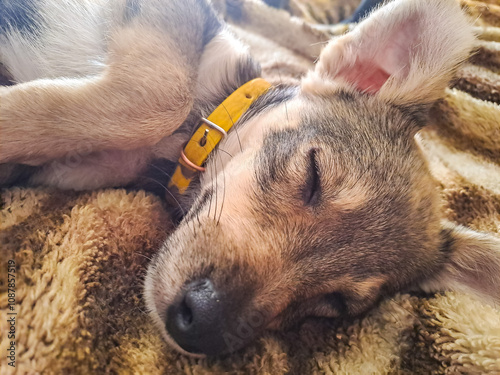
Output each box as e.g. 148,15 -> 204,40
168,78 -> 271,195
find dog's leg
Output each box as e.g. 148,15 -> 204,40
0,28 -> 194,165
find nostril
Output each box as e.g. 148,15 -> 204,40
166,279 -> 227,354
168,279 -> 220,332
178,296 -> 193,329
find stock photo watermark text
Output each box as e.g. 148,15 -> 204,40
6,259 -> 16,368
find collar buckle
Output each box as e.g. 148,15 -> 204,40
167,78 -> 272,196
201,118 -> 228,138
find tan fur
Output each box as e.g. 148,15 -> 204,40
0,28 -> 192,165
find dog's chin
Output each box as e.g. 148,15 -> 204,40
153,309 -> 208,358
162,331 -> 207,358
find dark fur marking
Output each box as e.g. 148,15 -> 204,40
129,157 -> 203,223
215,56 -> 261,110
0,0 -> 40,34
200,0 -> 223,47
256,125 -> 317,192
395,103 -> 430,130
0,163 -> 38,187
336,90 -> 356,102
239,84 -> 298,127
439,227 -> 455,258
130,158 -> 177,197
324,292 -> 348,315
181,187 -> 213,224
240,86 -> 301,193
302,148 -> 321,206
0,65 -> 13,85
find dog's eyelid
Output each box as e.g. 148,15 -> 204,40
302,147 -> 321,206
323,291 -> 348,315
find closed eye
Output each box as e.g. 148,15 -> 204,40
324,292 -> 347,315
302,148 -> 321,206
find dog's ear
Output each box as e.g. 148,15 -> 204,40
419,222 -> 500,304
302,0 -> 475,107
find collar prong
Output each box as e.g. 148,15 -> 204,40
199,129 -> 209,147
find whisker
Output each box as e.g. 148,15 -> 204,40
218,149 -> 233,158
213,147 -> 219,222
148,162 -> 174,179
145,164 -> 191,231
309,40 -> 330,47
277,68 -> 290,128
136,252 -> 154,262
192,140 -> 215,221
217,148 -> 226,226
221,102 -> 243,153
196,191 -> 202,226
207,156 -> 214,220
201,137 -> 223,223
142,175 -> 186,220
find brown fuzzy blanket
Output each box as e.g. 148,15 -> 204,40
1,0 -> 500,373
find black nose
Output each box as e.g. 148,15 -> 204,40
166,279 -> 229,355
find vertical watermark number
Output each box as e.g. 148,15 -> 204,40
6,259 -> 16,368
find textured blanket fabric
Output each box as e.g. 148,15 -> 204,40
1,0 -> 500,374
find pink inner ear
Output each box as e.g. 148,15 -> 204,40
331,16 -> 417,94
337,60 -> 391,93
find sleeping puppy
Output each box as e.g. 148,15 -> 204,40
1,0 -> 500,358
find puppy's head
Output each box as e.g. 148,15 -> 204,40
145,0 -> 500,356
